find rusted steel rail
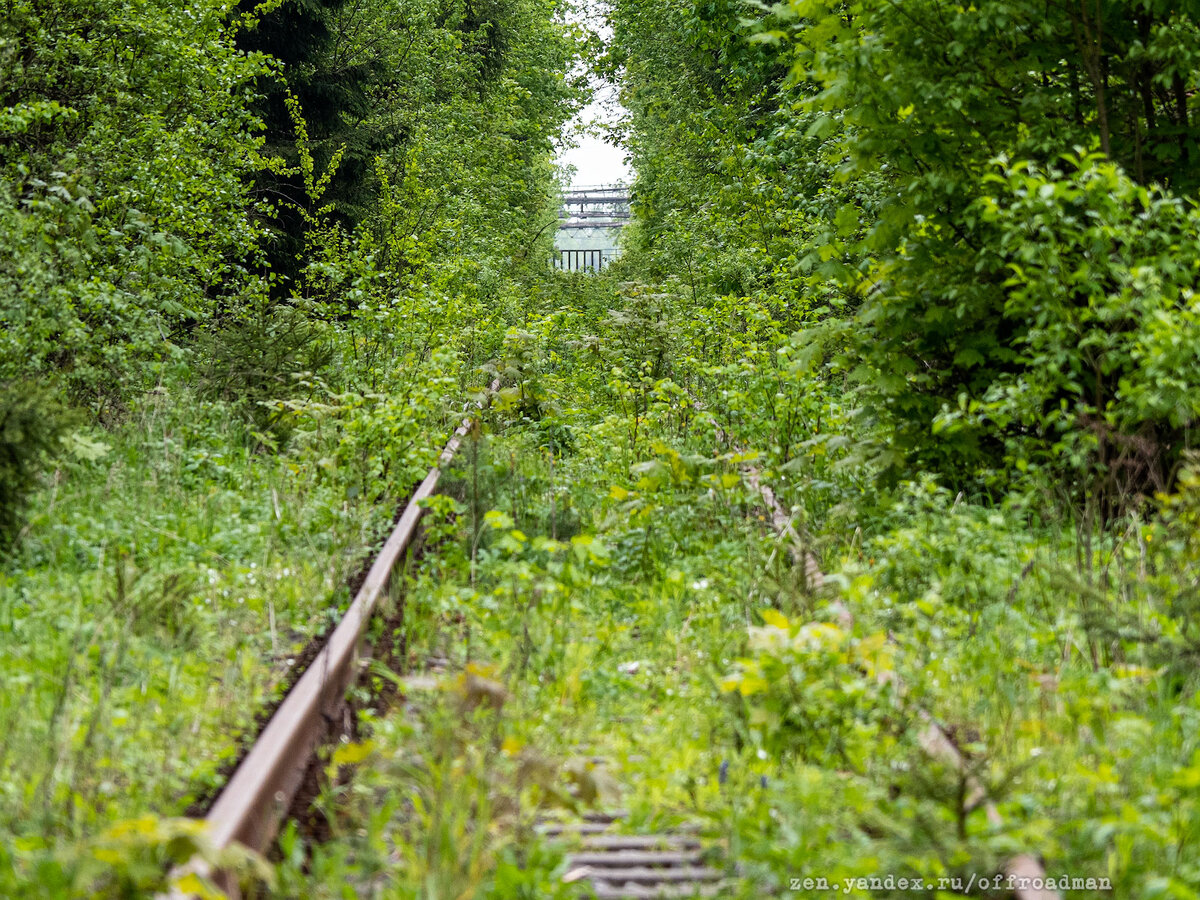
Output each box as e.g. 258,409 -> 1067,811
171,398 -> 488,897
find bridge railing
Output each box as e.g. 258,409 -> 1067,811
560,183 -> 631,228
553,249 -> 613,272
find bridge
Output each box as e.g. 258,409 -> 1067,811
558,184 -> 631,230
554,183 -> 630,272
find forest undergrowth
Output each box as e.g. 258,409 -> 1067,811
260,271 -> 1199,899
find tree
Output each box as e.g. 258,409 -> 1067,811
778,0 -> 1200,500
0,0 -> 271,406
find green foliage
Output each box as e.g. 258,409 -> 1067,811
0,390 -> 389,848
279,346 -> 460,501
784,0 -> 1200,198
721,612 -> 897,768
839,151 -> 1200,497
0,815 -> 272,899
936,154 -> 1200,496
604,0 -> 863,312
275,678 -> 584,899
7,0 -> 1200,895
0,382 -> 69,549
0,0 -> 272,402
0,0 -> 583,881
488,328 -> 556,424
242,0 -> 585,291
294,270 -> 1193,897
197,301 -> 334,433
774,0 -> 1200,495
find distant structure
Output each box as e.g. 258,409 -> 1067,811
554,184 -> 630,272
559,185 -> 631,229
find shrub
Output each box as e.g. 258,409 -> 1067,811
196,302 -> 334,434
924,154 -> 1200,506
0,382 -> 69,549
0,0 -> 270,403
721,610 -> 899,768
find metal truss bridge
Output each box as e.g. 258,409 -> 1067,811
558,184 -> 630,230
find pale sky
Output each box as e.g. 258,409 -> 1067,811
557,2 -> 631,187
558,85 -> 630,186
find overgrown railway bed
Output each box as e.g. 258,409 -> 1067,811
171,396 -> 744,900
163,381 -> 1063,900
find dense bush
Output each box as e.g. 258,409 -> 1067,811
0,0 -> 270,404
776,0 -> 1200,498
602,0 -> 848,306
0,383 -> 68,549
867,153 -> 1200,502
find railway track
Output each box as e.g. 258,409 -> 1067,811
547,461 -> 1057,900
666,354 -> 1057,900
748,470 -> 1058,900
170,385 -> 739,900
555,817 -> 726,899
167,363 -> 1059,899
170,398 -> 490,897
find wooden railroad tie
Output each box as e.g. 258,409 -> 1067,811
542,808 -> 731,900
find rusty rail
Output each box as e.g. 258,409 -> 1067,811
170,399 -> 487,897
